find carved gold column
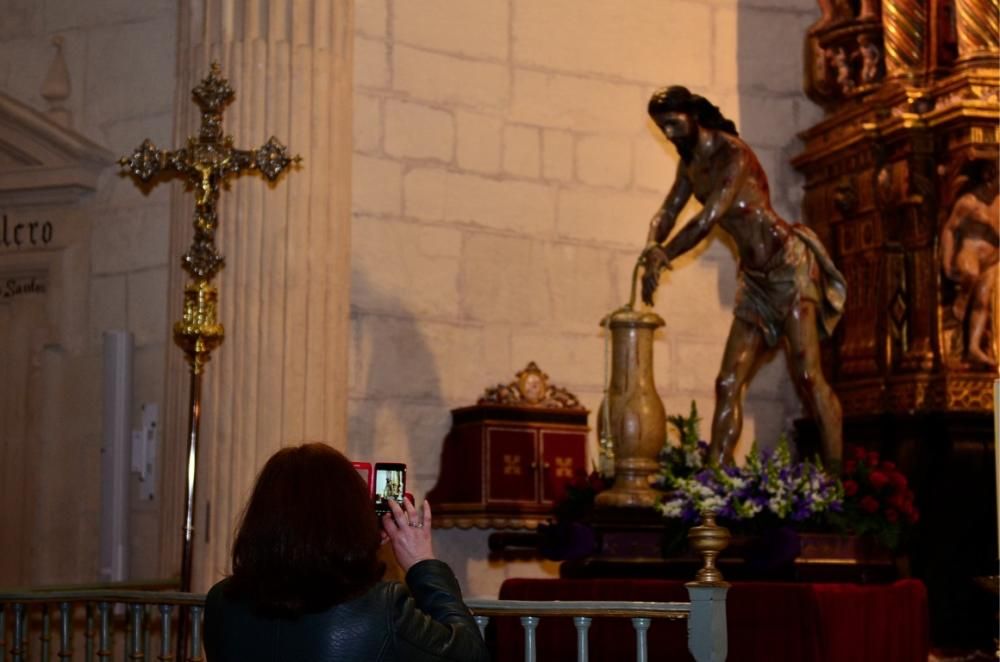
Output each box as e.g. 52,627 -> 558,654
159,0 -> 354,591
882,0 -> 928,78
955,0 -> 1000,60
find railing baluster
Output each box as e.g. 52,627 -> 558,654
40,603 -> 51,662
143,605 -> 151,659
473,615 -> 489,640
11,604 -> 25,662
58,602 -> 72,660
157,605 -> 173,662
573,616 -> 591,662
85,603 -> 95,662
1,603 -> 7,662
126,602 -> 134,659
129,604 -> 145,660
188,606 -> 203,662
520,615 -> 539,662
96,602 -> 111,660
631,617 -> 651,662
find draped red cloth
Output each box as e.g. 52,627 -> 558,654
492,578 -> 928,661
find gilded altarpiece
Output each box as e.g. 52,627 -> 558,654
794,0 -> 998,647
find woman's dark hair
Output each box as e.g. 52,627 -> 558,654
648,86 -> 739,138
227,443 -> 383,615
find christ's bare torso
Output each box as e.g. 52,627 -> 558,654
685,131 -> 792,272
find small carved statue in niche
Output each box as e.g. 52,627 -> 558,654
856,34 -> 882,84
827,47 -> 854,95
940,160 -> 999,366
640,86 -> 848,468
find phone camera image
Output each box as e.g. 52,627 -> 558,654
373,463 -> 406,515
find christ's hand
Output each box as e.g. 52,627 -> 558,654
641,245 -> 672,305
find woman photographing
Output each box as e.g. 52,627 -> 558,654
204,443 -> 489,661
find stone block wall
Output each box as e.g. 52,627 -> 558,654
0,0 -> 176,582
349,0 -> 822,596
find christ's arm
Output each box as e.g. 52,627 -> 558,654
663,151 -> 746,260
647,161 -> 693,244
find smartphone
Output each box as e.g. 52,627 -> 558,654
373,462 -> 406,517
352,461 -> 373,495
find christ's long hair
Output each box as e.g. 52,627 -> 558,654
227,443 -> 384,615
648,86 -> 739,162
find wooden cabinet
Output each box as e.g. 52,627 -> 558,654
484,424 -> 585,505
428,363 -> 589,529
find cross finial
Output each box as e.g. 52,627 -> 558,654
192,62 -> 234,143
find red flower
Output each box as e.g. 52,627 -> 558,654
843,479 -> 859,497
889,471 -> 908,490
885,508 -> 899,523
887,493 -> 905,511
860,496 -> 880,513
907,509 -> 920,524
851,446 -> 868,461
880,460 -> 896,471
866,451 -> 880,467
844,460 -> 857,475
868,470 -> 889,490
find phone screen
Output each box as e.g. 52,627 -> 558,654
373,463 -> 406,516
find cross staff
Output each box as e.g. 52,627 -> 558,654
119,63 -> 299,604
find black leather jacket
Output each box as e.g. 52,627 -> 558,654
204,560 -> 489,661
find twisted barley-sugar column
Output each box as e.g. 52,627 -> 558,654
159,0 -> 353,590
882,0 -> 927,78
955,0 -> 1000,57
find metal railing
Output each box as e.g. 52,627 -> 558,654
0,589 -> 726,662
466,587 -> 729,662
0,589 -> 205,662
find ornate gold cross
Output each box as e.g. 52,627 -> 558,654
119,62 -> 299,372
118,64 -> 299,602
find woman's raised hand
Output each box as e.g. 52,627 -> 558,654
383,497 -> 435,572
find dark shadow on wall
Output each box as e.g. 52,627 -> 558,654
347,267 -> 447,481
737,0 -> 822,226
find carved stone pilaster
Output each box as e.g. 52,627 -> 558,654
159,0 -> 354,590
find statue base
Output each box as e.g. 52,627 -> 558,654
593,486 -> 663,509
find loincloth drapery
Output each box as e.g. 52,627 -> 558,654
734,225 -> 847,347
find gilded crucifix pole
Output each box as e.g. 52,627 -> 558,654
119,63 -> 299,599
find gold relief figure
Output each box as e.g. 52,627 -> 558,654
940,161 -> 1000,366
640,86 -> 847,467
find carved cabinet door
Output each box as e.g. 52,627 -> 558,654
486,428 -> 537,503
539,430 -> 586,503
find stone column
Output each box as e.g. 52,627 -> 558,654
159,0 -> 353,589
